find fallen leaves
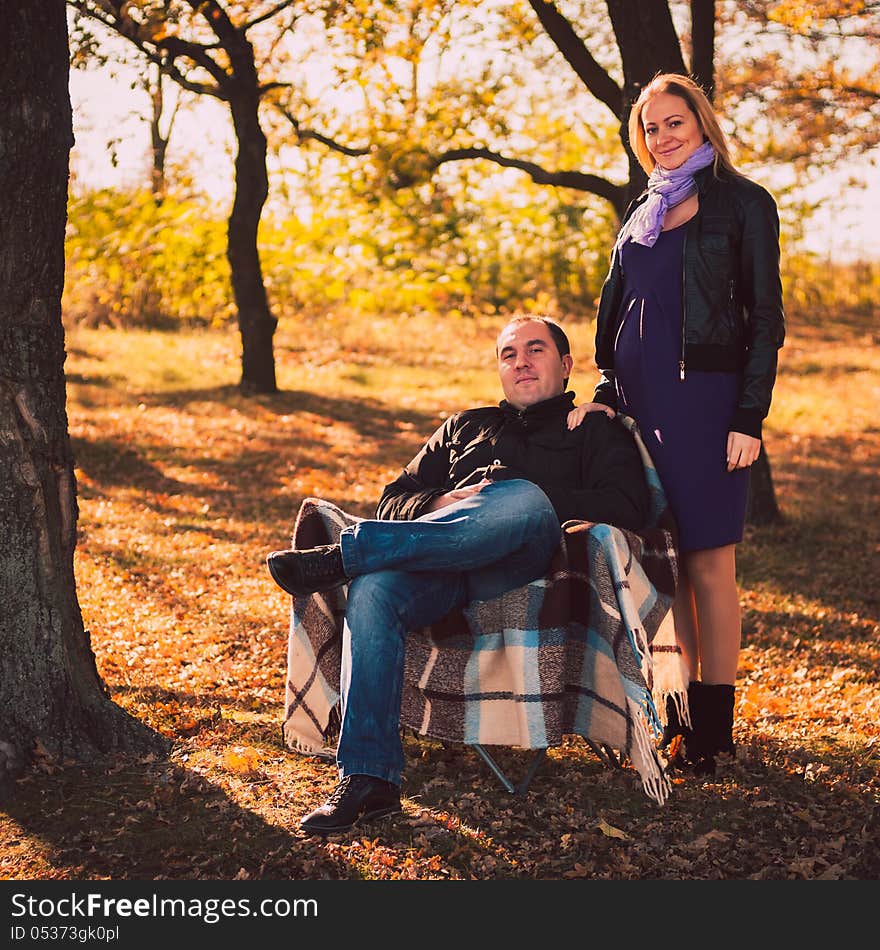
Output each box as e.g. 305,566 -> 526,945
2,313 -> 878,881
596,818 -> 629,840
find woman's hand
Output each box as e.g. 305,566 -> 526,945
726,431 -> 761,472
567,402 -> 616,430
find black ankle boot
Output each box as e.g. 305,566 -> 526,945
683,683 -> 736,776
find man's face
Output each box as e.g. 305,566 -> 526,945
496,321 -> 573,410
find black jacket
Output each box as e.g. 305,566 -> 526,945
594,165 -> 785,438
377,391 -> 649,530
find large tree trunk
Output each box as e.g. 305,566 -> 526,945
0,0 -> 167,799
228,84 -> 277,394
690,0 -> 716,97
608,0 -> 688,206
746,444 -> 781,525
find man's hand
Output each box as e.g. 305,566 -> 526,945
426,479 -> 492,512
726,431 -> 761,472
567,402 -> 616,429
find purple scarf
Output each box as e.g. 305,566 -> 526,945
615,141 -> 715,252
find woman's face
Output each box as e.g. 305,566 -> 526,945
641,92 -> 705,170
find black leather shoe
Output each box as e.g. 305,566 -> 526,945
267,543 -> 349,597
300,774 -> 401,836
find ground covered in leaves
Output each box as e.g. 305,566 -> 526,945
2,309 -> 878,880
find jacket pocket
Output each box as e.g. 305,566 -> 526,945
700,232 -> 730,255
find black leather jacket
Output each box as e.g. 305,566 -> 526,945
377,391 -> 649,530
593,165 -> 785,438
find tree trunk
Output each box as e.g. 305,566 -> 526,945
607,0 -> 688,88
0,0 -> 167,799
606,0 -> 687,206
148,64 -> 169,204
228,88 -> 277,394
746,443 -> 781,526
690,0 -> 716,98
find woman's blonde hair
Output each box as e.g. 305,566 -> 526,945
628,72 -> 738,177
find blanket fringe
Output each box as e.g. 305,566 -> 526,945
627,697 -> 671,806
287,733 -> 336,761
649,610 -> 690,731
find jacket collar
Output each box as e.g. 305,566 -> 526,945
695,162 -> 719,196
499,390 -> 576,419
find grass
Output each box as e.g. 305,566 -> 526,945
2,306 -> 878,880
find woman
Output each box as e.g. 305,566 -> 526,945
573,73 -> 785,774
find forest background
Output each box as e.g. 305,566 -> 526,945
65,0 -> 878,337
1,0 -> 878,886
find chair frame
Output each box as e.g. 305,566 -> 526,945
471,740 -> 624,796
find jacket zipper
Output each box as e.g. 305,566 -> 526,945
614,297 -> 638,353
679,224 -> 688,381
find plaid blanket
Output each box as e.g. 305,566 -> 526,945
282,416 -> 686,804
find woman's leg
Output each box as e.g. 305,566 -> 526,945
682,544 -> 740,685
672,544 -> 740,771
671,571 -> 700,681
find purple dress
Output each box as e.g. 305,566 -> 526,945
614,224 -> 749,553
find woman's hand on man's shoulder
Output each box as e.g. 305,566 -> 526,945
567,402 -> 616,430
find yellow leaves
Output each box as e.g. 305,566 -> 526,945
222,746 -> 262,775
768,0 -> 869,32
64,187 -> 235,329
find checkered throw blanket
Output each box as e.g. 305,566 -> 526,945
282,416 -> 686,805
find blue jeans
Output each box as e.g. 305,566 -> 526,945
335,479 -> 561,784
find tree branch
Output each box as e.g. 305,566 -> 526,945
259,81 -> 292,95
243,0 -> 298,32
433,147 -> 626,213
190,0 -> 240,51
526,1 -> 621,116
159,35 -> 229,88
276,106 -> 371,156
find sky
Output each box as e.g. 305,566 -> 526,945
68,55 -> 880,264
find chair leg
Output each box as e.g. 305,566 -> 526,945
515,748 -> 548,796
472,745 -> 548,796
586,740 -> 625,769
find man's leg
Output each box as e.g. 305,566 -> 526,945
341,479 -> 561,598
268,479 -> 561,599
336,567 -> 468,785
298,480 -> 561,834
298,566 -> 474,836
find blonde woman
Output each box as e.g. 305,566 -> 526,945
573,73 -> 785,773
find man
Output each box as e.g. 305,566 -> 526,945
267,316 -> 649,836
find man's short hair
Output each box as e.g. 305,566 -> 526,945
497,315 -> 571,360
